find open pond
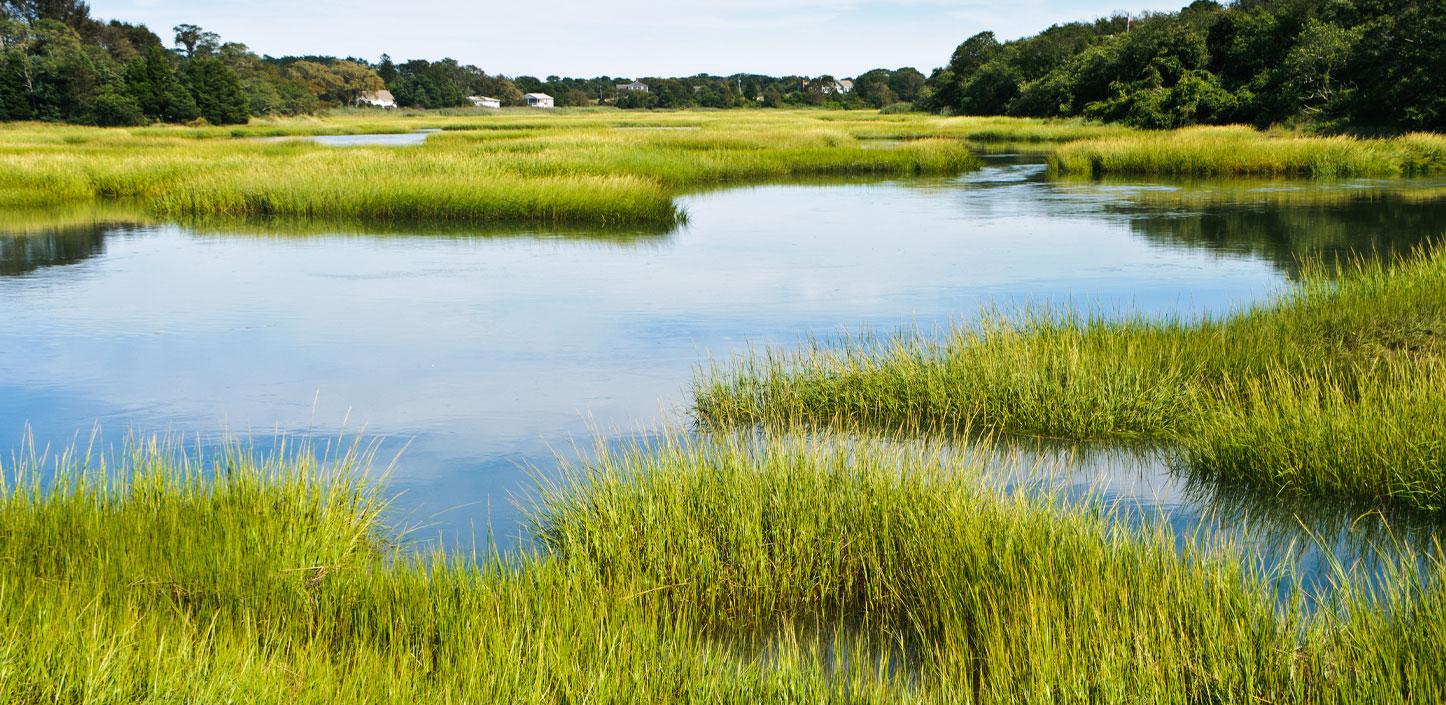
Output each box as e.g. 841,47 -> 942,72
2,153 -> 1443,595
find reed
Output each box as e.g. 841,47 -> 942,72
696,247 -> 1446,511
1051,126 -> 1446,178
0,111 -> 997,227
1,433 -> 1441,703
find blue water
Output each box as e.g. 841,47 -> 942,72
2,155 -> 1443,592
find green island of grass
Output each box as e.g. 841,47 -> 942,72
696,247 -> 1446,512
0,111 -> 998,228
1051,126 -> 1446,178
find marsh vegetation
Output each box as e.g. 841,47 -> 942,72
697,247 -> 1446,511
0,111 -> 989,226
2,436 -> 1443,704
4,110 -> 1446,701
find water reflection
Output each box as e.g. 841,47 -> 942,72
984,438 -> 1442,603
943,153 -> 1446,278
0,223 -> 140,277
255,130 -> 441,147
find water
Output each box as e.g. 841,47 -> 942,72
2,155 -> 1444,592
260,129 -> 441,147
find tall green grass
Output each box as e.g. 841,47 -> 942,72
696,247 -> 1446,511
0,111 -> 992,227
1051,126 -> 1446,177
2,433 -> 1442,702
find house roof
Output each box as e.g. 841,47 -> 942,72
360,90 -> 395,102
524,93 -> 553,99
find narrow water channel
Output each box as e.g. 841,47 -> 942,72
2,153 -> 1443,598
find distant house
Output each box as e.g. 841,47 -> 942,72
616,80 -> 650,93
833,79 -> 854,94
468,96 -> 502,109
357,90 -> 397,109
524,93 -> 555,109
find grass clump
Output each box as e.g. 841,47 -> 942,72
1051,126 -> 1446,178
2,433 -> 1443,702
1183,359 -> 1446,510
536,434 -> 1297,700
696,247 -> 1446,512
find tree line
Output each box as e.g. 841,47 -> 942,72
0,0 -> 926,125
922,0 -> 1443,130
3,0 -> 1440,130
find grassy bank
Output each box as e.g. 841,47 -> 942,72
1051,126 -> 1446,178
7,114 -> 1444,228
2,435 -> 1441,703
696,247 -> 1446,511
0,110 -> 1017,227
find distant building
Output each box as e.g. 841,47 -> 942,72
468,96 -> 502,109
524,93 -> 555,108
833,79 -> 854,94
616,80 -> 650,93
357,90 -> 397,109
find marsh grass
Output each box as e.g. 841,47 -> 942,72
696,247 -> 1446,511
0,111 -> 994,227
1051,126 -> 1446,178
1,432 -> 1442,703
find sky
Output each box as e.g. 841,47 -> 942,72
90,0 -> 1188,78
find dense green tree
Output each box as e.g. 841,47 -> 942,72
375,53 -> 396,85
216,42 -> 314,116
388,58 -> 467,108
0,0 -> 91,26
615,89 -> 657,109
926,0 -> 1442,130
1282,19 -> 1360,118
123,42 -> 195,121
0,19 -> 104,121
1338,0 -> 1446,130
888,67 -> 926,102
88,80 -> 142,124
852,68 -> 896,108
288,59 -> 382,107
959,61 -> 1020,114
171,23 -> 217,58
183,55 -> 246,123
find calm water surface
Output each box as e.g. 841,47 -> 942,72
2,154 -> 1443,593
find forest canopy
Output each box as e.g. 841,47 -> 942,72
1,0 -> 1441,130
922,0 -> 1444,131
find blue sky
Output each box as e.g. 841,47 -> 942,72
91,0 -> 1188,77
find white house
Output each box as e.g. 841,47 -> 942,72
357,90 -> 397,108
616,80 -> 649,93
468,96 -> 502,109
524,93 -> 555,108
833,79 -> 855,94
